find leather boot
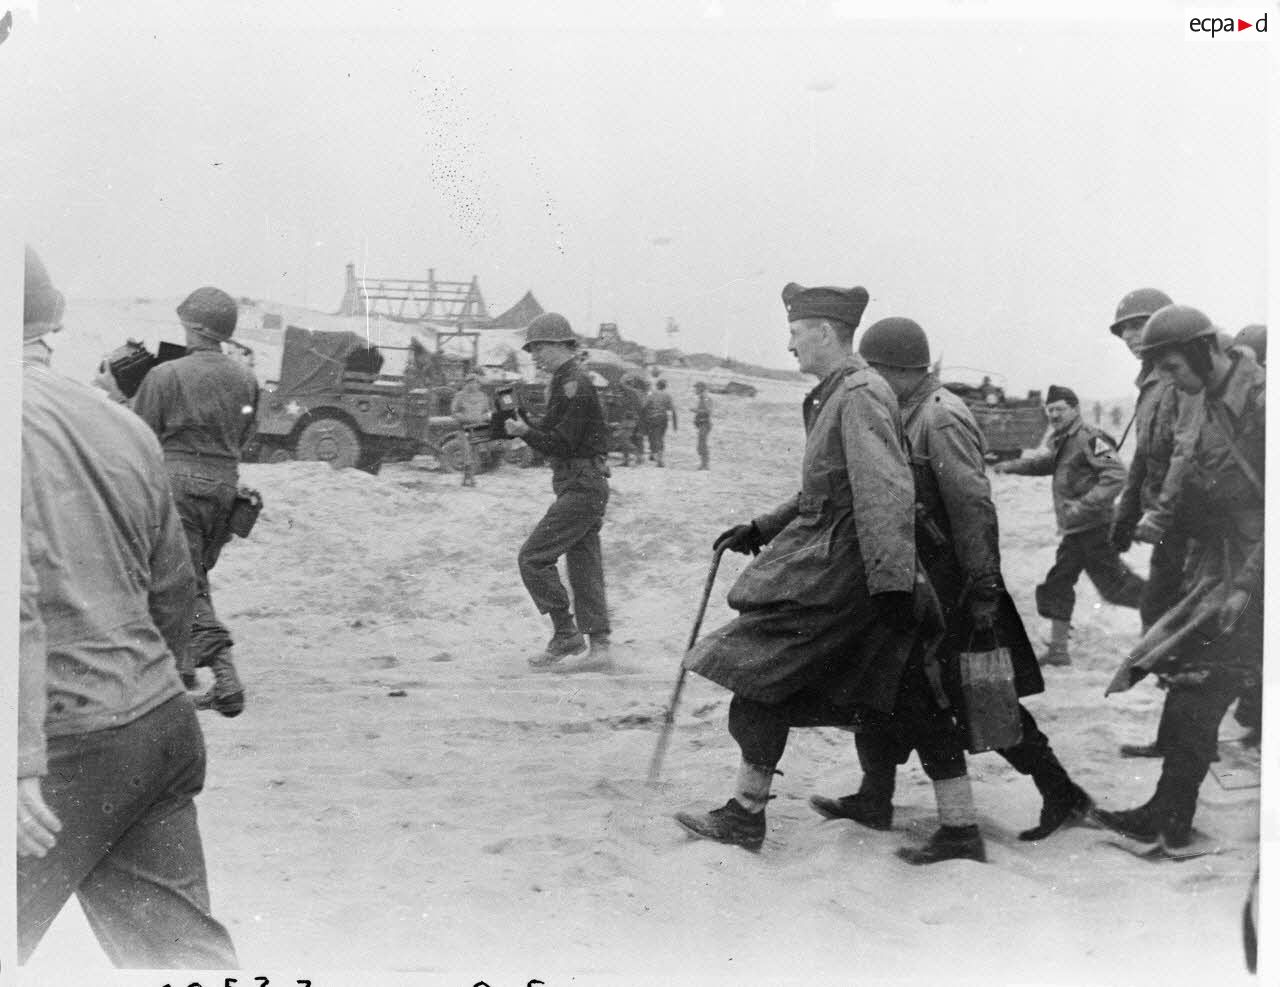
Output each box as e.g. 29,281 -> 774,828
674,799 -> 766,851
809,731 -> 896,829
194,651 -> 245,718
529,610 -> 586,668
1019,749 -> 1093,841
896,825 -> 987,865
1039,619 -> 1071,666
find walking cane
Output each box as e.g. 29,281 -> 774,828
647,545 -> 726,786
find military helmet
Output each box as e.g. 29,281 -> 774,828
177,286 -> 238,341
24,245 -> 65,341
1234,323 -> 1267,364
522,312 -> 576,351
858,317 -> 931,369
1137,304 -> 1216,354
1110,288 -> 1173,337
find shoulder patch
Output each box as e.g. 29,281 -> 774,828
1090,435 -> 1116,458
563,379 -> 578,399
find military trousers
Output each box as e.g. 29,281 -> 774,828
518,468 -> 610,635
168,466 -> 238,675
1035,525 -> 1145,622
696,423 -> 711,468
18,694 -> 238,969
644,420 -> 668,459
728,661 -> 967,781
1140,526 -> 1190,629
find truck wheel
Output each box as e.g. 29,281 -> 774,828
438,433 -> 466,473
296,417 -> 362,469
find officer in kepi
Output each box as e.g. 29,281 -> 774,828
994,384 -> 1145,665
675,284 -> 980,862
132,287 -> 260,716
504,312 -> 613,668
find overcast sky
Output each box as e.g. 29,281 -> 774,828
6,1 -> 1273,397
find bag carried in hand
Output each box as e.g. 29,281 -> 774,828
958,637 -> 1023,753
228,486 -> 263,538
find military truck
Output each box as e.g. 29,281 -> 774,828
941,376 -> 1049,461
247,324 -> 511,473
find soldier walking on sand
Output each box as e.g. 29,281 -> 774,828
450,372 -> 491,487
19,247 -> 238,968
994,384 -> 1145,665
817,317 -> 1093,848
1094,305 -> 1264,852
692,381 -> 713,470
640,378 -> 677,467
132,287 -> 259,716
504,313 -> 613,668
1105,289 -> 1201,757
674,284 -> 988,864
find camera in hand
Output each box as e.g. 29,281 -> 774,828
103,340 -> 187,398
490,385 -> 521,441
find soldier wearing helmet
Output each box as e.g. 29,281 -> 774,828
1094,305 -> 1264,851
1234,323 -> 1266,366
504,312 -> 612,667
1104,289 -> 1206,757
132,286 -> 259,718
818,317 -> 1092,854
994,384 -> 1145,665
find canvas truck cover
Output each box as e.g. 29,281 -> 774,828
278,325 -> 385,396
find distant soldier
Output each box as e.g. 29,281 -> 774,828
1095,305 -> 1264,851
504,313 -> 613,667
450,372 -> 491,487
840,317 -> 1092,845
675,283 -> 987,865
994,384 -> 1145,665
133,287 -> 259,716
1105,288 -> 1198,758
640,378 -> 677,467
692,382 -> 713,470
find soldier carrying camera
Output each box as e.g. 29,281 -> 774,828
132,287 -> 259,717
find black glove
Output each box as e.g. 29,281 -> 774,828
713,522 -> 763,556
871,591 -> 916,630
1109,518 -> 1135,554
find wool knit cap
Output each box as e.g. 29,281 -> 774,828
782,282 -> 870,331
1045,384 -> 1079,407
24,245 -> 65,341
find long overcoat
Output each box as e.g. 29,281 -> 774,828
684,355 -> 922,713
901,376 -> 1041,700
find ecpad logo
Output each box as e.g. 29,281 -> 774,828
1187,10 -> 1269,36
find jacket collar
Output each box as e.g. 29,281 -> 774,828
1049,416 -> 1083,448
1208,350 -> 1262,419
804,353 -> 867,415
901,372 -> 943,418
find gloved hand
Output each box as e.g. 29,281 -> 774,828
1109,517 -> 1135,553
1133,514 -> 1165,545
871,591 -> 916,630
713,522 -> 763,556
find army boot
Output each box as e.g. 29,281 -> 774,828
529,609 -> 587,668
587,632 -> 611,663
1038,619 -> 1071,667
1018,750 -> 1094,841
809,731 -> 897,830
674,761 -> 774,851
895,825 -> 987,865
194,651 -> 245,718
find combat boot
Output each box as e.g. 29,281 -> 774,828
1019,782 -> 1093,841
1118,741 -> 1162,758
674,799 -> 766,851
194,651 -> 245,718
1038,619 -> 1071,666
587,632 -> 611,662
895,825 -> 987,865
529,610 -> 587,668
808,792 -> 893,830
